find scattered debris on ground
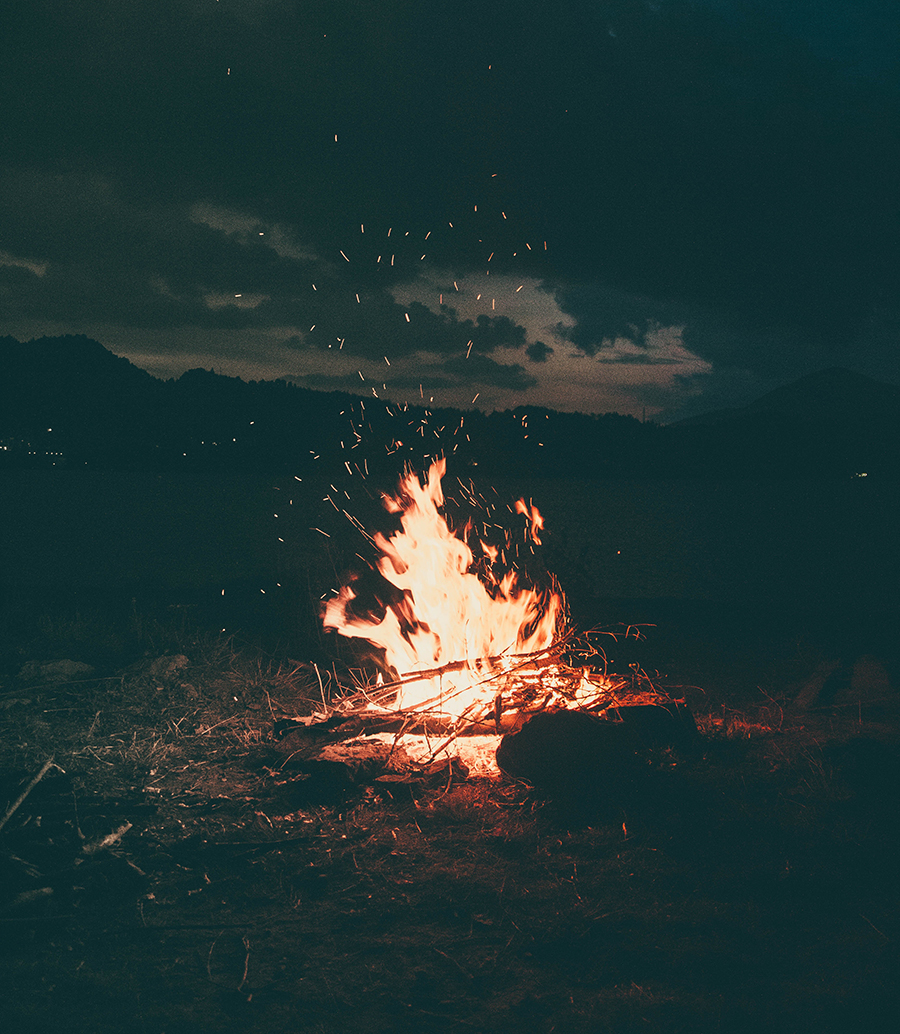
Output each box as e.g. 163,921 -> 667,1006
1,635 -> 898,1033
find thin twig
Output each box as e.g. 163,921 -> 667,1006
313,663 -> 327,710
238,935 -> 251,991
860,913 -> 890,942
207,932 -> 224,982
200,715 -> 239,735
1,887 -> 54,912
0,757 -> 59,834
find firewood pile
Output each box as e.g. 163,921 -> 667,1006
323,630 -> 672,723
275,630 -> 698,792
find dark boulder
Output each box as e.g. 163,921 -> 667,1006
496,703 -> 698,806
496,709 -> 643,800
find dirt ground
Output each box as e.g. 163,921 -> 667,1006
1,616 -> 899,1034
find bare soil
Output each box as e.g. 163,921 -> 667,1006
1,622 -> 898,1034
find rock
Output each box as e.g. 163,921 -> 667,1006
148,654 -> 190,683
496,709 -> 645,800
793,655 -> 896,709
792,659 -> 842,711
18,659 -> 96,683
179,682 -> 200,700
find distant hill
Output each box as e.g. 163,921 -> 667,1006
0,335 -> 357,472
666,367 -> 900,477
1,337 -> 897,478
672,368 -> 900,428
0,335 -> 656,478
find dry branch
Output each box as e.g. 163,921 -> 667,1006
0,757 -> 59,834
82,821 -> 133,855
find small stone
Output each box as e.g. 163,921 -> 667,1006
148,654 -> 190,682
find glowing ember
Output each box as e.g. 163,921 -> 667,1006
323,459 -> 564,715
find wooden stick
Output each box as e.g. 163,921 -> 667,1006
0,757 -> 58,834
334,644 -> 568,715
82,821 -> 133,855
397,642 -> 565,684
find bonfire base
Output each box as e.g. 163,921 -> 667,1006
272,698 -> 698,798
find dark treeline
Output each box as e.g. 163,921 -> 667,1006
2,335 -> 899,480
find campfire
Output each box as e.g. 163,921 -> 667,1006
310,460 -> 676,776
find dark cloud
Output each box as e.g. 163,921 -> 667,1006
1,1 -> 898,417
0,168 -> 321,330
438,353 -> 537,390
290,351 -> 536,395
289,299 -> 530,362
467,314 -> 527,352
0,157 -> 536,360
550,282 -> 684,357
552,274 -> 900,413
526,341 -> 553,363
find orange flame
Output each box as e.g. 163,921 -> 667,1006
514,498 -> 545,544
323,459 -> 563,714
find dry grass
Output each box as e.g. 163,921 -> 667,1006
1,609 -> 898,1034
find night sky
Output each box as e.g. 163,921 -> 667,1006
2,0 -> 898,421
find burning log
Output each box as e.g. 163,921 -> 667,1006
278,633 -> 690,789
324,640 -> 614,728
305,460 -> 692,785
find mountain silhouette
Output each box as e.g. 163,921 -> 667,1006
672,367 -> 900,428
1,336 -> 897,478
666,367 -> 900,478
